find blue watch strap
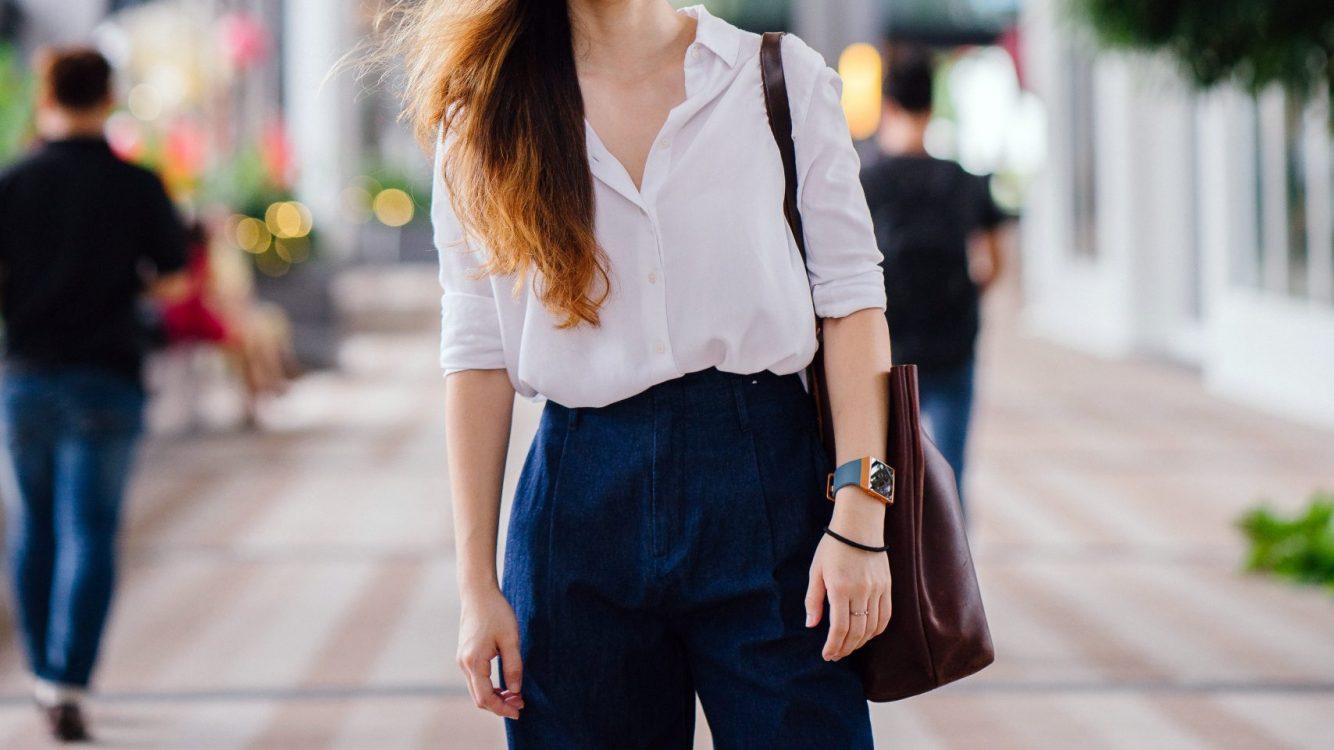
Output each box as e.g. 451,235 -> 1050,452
830,459 -> 865,497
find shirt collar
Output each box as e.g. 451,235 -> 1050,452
677,4 -> 741,68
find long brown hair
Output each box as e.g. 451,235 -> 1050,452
383,0 -> 608,329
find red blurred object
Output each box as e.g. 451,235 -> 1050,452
218,12 -> 269,71
164,118 -> 208,178
998,25 -> 1024,89
106,116 -> 145,162
162,240 -> 232,345
261,119 -> 293,188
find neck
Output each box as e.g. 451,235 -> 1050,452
37,109 -> 107,141
877,113 -> 929,156
568,0 -> 692,78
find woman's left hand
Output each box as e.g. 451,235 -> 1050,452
804,500 -> 892,661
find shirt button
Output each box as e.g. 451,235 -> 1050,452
647,270 -> 658,284
660,138 -> 672,149
689,46 -> 700,59
654,340 -> 667,354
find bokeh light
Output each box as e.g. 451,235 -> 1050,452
264,201 -> 312,239
273,236 -> 310,264
340,185 -> 374,224
372,188 -> 415,227
838,42 -> 883,141
232,215 -> 271,254
254,250 -> 290,277
127,83 -> 163,122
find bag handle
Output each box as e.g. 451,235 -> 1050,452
759,30 -> 836,461
759,31 -> 808,263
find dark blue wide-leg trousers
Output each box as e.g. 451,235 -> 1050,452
501,367 -> 873,749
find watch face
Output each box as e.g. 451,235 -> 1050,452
868,459 -> 894,499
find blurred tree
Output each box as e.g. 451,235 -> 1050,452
672,0 -> 791,32
1075,0 -> 1332,112
882,0 -> 1019,45
0,43 -> 33,163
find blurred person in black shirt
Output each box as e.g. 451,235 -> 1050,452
860,46 -> 1011,515
0,46 -> 186,742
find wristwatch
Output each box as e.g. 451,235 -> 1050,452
826,456 -> 895,505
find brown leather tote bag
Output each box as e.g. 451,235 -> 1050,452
759,31 -> 995,701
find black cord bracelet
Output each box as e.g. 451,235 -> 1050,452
822,525 -> 889,553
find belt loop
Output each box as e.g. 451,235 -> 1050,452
567,405 -> 581,431
729,378 -> 751,432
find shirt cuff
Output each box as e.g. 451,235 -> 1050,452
811,269 -> 887,319
439,292 -> 506,373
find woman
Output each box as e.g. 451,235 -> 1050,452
394,1 -> 894,746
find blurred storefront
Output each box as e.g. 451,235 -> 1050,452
1020,0 -> 1334,428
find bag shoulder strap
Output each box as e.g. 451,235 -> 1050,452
759,31 -> 808,264
760,31 -> 835,459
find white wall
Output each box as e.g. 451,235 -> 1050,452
283,0 -> 359,260
1021,0 -> 1334,430
1018,0 -> 1137,358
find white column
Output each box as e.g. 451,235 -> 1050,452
793,0 -> 880,66
282,0 -> 358,260
1304,93 -> 1332,304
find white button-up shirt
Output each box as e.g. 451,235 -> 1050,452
433,4 -> 886,408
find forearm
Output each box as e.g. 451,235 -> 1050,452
147,270 -> 192,303
970,227 -> 1006,292
821,308 -> 894,541
445,368 -> 516,596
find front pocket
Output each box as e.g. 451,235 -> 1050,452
749,415 -> 825,570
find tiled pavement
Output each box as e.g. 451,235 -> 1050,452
0,275 -> 1331,749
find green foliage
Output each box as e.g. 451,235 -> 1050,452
0,43 -> 34,163
1073,0 -> 1333,106
1238,492 -> 1334,589
360,161 -> 430,211
201,144 -> 293,218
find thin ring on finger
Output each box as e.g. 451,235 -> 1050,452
859,597 -> 880,640
843,602 -> 870,655
856,600 -> 879,650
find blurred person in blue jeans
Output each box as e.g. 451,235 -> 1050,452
0,47 -> 187,742
860,46 -> 1011,516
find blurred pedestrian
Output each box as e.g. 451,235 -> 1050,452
0,46 -> 187,742
158,220 -> 300,426
392,1 -> 893,746
861,45 -> 1011,515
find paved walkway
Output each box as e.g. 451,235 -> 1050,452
0,274 -> 1331,748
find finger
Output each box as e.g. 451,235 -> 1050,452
805,567 -> 827,628
823,589 -> 849,660
468,655 -> 517,719
458,654 -> 479,708
865,592 -> 884,640
498,633 -> 525,703
842,599 -> 869,656
494,685 -> 524,711
875,590 -> 893,637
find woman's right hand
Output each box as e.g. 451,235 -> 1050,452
457,585 -> 525,719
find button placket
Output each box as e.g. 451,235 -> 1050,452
641,209 -> 672,362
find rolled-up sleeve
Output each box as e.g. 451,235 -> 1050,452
791,52 -> 888,319
432,142 -> 507,374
